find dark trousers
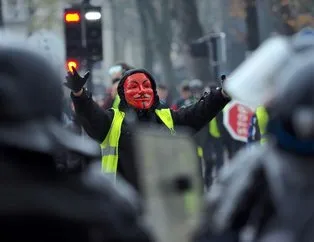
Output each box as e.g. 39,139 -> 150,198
203,137 -> 224,188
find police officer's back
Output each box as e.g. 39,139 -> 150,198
0,45 -> 151,242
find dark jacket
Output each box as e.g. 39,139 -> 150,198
196,143 -> 314,242
54,114 -> 100,173
72,69 -> 230,189
0,146 -> 151,242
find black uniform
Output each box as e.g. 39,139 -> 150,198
0,47 -> 152,242
71,69 -> 230,189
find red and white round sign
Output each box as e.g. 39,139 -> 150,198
223,101 -> 254,142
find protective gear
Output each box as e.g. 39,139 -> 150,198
124,73 -> 154,110
0,44 -> 150,242
224,36 -> 292,108
0,148 -> 152,242
196,33 -> 314,242
101,108 -> 174,180
196,142 -> 314,242
267,41 -> 314,155
117,69 -> 161,111
0,47 -> 98,156
64,67 -> 90,93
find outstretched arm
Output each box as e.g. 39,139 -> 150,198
71,89 -> 113,143
64,67 -> 113,143
171,88 -> 230,132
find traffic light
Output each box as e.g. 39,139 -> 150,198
84,6 -> 103,61
64,8 -> 83,62
66,59 -> 79,72
63,4 -> 103,71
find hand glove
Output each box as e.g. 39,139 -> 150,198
64,67 -> 90,93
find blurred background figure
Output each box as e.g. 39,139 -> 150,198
189,79 -> 204,101
55,100 -> 102,173
195,34 -> 314,242
102,77 -> 121,109
171,81 -> 193,110
157,83 -> 170,107
0,42 -> 152,242
202,85 -> 225,187
102,62 -> 134,109
247,105 -> 270,144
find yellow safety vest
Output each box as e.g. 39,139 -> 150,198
112,95 -> 120,109
256,106 -> 269,144
100,108 -> 175,179
209,117 -> 221,138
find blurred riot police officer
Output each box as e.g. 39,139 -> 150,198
0,44 -> 152,242
195,35 -> 314,242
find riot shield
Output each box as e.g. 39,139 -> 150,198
224,36 -> 292,108
134,125 -> 203,242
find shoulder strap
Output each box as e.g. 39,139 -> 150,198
100,108 -> 125,146
155,108 -> 175,133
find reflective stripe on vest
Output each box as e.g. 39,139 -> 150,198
197,146 -> 203,158
100,109 -> 125,176
101,146 -> 117,156
260,134 -> 268,144
100,108 -> 175,180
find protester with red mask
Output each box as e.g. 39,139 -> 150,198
65,68 -> 230,190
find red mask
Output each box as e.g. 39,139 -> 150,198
124,73 -> 154,109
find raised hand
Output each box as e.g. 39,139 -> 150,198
64,67 -> 90,93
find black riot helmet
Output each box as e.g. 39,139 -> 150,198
0,41 -> 152,242
267,36 -> 314,155
0,45 -> 98,155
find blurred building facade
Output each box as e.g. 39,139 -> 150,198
198,0 -> 314,73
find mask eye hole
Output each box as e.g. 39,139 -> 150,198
143,80 -> 151,88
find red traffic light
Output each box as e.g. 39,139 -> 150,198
65,12 -> 80,23
66,60 -> 79,72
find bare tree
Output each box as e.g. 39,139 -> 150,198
107,0 -> 118,62
172,0 -> 212,83
27,0 -> 69,35
268,0 -> 313,35
135,0 -> 175,90
135,0 -> 154,72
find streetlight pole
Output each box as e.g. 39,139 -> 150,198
245,0 -> 260,55
81,0 -> 94,93
0,0 -> 4,28
194,32 -> 227,81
